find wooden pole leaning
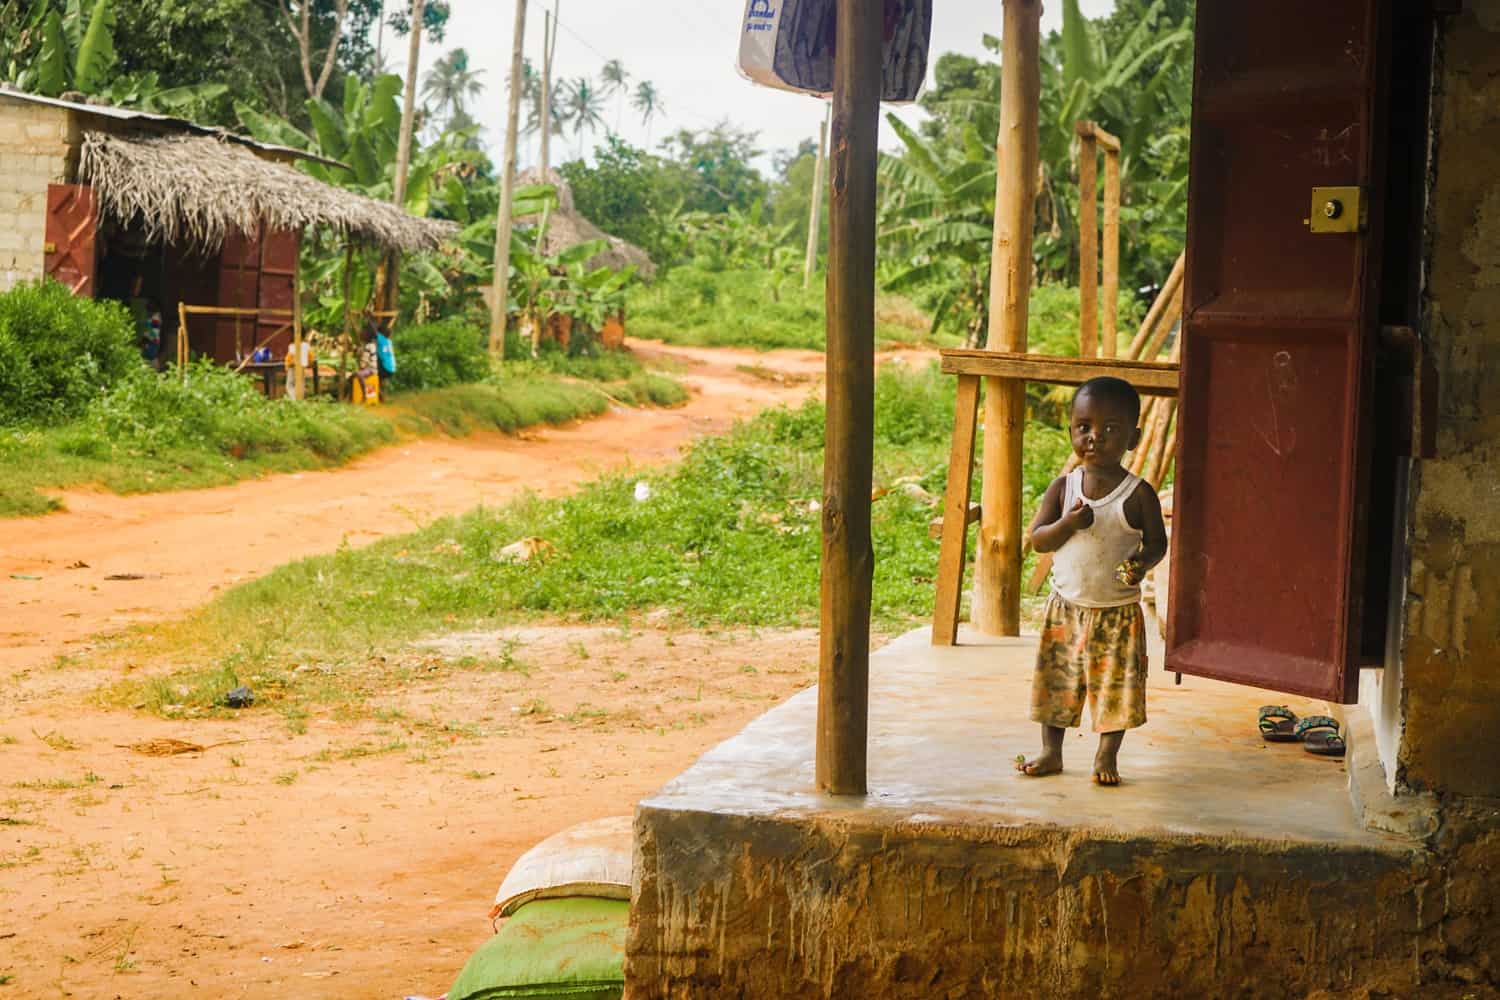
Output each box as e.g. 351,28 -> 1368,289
815,0 -> 882,797
1076,123 -> 1099,359
972,0 -> 1042,637
932,374 -> 981,645
176,300 -> 189,380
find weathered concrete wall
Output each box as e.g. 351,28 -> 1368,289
1396,2 -> 1500,799
0,98 -> 72,293
629,805 -> 1500,999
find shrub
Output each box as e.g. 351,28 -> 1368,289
392,319 -> 490,391
0,280 -> 140,425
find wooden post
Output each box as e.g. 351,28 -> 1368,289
1126,251 -> 1185,358
176,300 -> 189,380
803,104 -> 830,290
973,0 -> 1042,637
1101,143 -> 1120,358
490,0 -> 529,357
816,0 -> 881,797
932,375 -> 981,645
292,243 -> 306,400
1076,124 -> 1098,359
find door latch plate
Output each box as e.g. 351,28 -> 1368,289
1305,186 -> 1364,233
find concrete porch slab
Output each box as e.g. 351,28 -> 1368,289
628,626 -> 1432,999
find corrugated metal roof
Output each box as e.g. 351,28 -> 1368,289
0,86 -> 347,170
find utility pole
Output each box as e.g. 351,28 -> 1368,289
489,0 -> 529,356
539,2 -> 559,178
973,0 -> 1042,636
803,103 -> 829,290
385,0 -> 425,312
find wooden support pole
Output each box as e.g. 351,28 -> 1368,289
932,374 -> 981,646
539,3 -> 558,177
973,0 -> 1042,637
1076,125 -> 1099,358
386,0 -> 426,315
816,0 -> 881,797
489,0 -> 529,357
1102,146 -> 1120,359
176,300 -> 189,380
803,104 -> 830,290
1141,278 -> 1184,361
292,245 -> 306,400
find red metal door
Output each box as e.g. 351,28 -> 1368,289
256,227 -> 299,360
215,226 -> 262,362
1165,0 -> 1391,703
44,184 -> 98,296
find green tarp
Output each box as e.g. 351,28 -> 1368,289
448,897 -> 627,1000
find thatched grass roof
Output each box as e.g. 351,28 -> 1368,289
79,131 -> 457,254
517,168 -> 656,279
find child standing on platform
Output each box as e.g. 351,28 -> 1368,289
1017,377 -> 1168,786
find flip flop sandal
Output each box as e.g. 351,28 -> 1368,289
1258,705 -> 1299,742
1294,715 -> 1344,756
1304,732 -> 1347,757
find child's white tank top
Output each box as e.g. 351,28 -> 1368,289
1051,467 -> 1144,608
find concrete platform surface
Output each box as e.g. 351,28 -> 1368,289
640,625 -> 1406,850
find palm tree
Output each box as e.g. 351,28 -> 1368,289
562,76 -> 606,157
423,47 -> 486,124
600,58 -> 629,133
632,80 -> 663,144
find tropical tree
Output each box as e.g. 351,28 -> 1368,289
632,80 -> 662,143
423,47 -> 485,124
561,76 -> 606,156
599,58 -> 629,132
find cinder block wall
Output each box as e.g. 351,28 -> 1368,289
1394,2 -> 1500,798
0,98 -> 73,293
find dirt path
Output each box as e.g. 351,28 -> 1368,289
0,339 -> 932,998
0,341 -> 927,680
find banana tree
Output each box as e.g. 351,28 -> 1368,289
4,0 -> 116,96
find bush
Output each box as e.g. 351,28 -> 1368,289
81,361 -> 389,462
392,319 -> 490,391
0,280 -> 140,425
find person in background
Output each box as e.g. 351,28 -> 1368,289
353,325 -> 381,405
284,337 -> 315,399
375,323 -> 397,397
140,301 -> 162,369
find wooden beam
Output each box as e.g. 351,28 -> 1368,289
1076,126 -> 1099,359
928,502 -> 980,540
292,236 -> 306,400
1077,120 -> 1121,152
973,0 -> 1042,638
1126,251 -> 1185,359
816,0 -> 881,797
932,375 -> 981,645
940,350 -> 1181,395
1102,145 -> 1121,359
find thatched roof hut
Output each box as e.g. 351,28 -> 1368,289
517,168 -> 656,279
79,131 -> 456,254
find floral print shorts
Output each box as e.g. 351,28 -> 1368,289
1030,594 -> 1148,733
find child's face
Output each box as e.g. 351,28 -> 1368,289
1069,390 -> 1141,469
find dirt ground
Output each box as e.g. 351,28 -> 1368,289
0,340 -> 929,997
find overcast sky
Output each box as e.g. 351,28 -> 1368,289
402,0 -> 1116,172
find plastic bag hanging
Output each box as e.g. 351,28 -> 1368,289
737,0 -> 932,103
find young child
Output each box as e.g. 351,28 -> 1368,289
1016,376 -> 1168,786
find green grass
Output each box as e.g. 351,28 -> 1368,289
106,362 -> 1070,718
628,265 -> 935,350
0,350 -> 688,519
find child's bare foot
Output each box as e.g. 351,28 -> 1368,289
1093,730 -> 1124,786
1017,723 -> 1066,777
1015,749 -> 1063,777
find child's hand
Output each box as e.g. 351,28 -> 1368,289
1115,557 -> 1144,587
1063,498 -> 1094,532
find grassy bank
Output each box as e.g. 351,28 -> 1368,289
107,362 -> 1070,720
628,266 -> 933,350
1,351 -> 687,519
